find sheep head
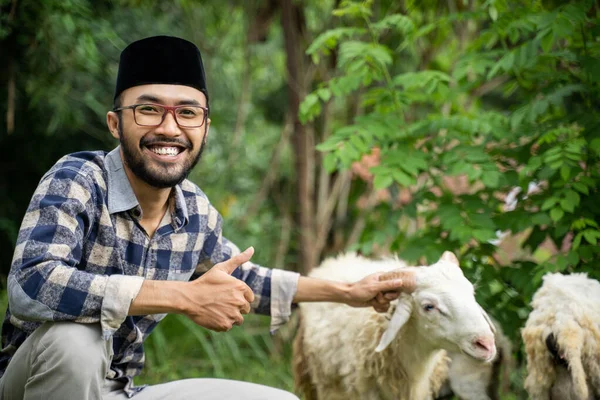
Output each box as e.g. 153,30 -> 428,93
375,251 -> 497,363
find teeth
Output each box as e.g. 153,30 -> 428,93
150,146 -> 180,156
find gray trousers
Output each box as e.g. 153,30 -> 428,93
0,322 -> 299,400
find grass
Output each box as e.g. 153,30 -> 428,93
138,313 -> 297,393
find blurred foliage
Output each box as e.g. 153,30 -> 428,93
2,0 -> 600,399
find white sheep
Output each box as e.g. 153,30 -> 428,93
293,251 -> 497,400
521,272 -> 600,400
435,319 -> 514,400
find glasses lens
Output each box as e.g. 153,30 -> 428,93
175,106 -> 206,128
134,105 -> 165,126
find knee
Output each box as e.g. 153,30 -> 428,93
36,322 -> 109,374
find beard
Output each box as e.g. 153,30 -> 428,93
118,122 -> 206,189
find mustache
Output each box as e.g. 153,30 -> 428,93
140,136 -> 193,149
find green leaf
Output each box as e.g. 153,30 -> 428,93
472,229 -> 496,242
590,138 -> 600,156
572,182 -> 589,195
332,2 -> 372,18
489,6 -> 498,22
583,230 -> 599,245
573,232 -> 583,250
316,88 -> 332,102
550,207 -> 564,222
316,139 -> 342,152
371,14 -> 415,36
323,153 -> 338,173
481,171 -> 501,188
564,190 -> 580,207
392,169 -> 413,186
374,174 -> 393,190
306,27 -> 366,64
532,213 -> 551,226
559,198 -> 575,213
566,251 -> 579,266
560,165 -> 570,181
541,197 -> 558,211
299,93 -> 322,123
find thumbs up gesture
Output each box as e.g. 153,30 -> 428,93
184,247 -> 256,332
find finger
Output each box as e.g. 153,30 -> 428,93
240,301 -> 251,315
242,284 -> 255,303
384,292 -> 400,301
233,313 -> 244,326
372,302 -> 390,313
376,279 -> 404,293
375,306 -> 389,313
376,292 -> 387,305
215,247 -> 255,275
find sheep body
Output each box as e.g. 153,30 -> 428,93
294,252 -> 496,400
522,272 -> 600,400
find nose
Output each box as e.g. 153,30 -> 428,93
473,335 -> 496,359
155,110 -> 181,136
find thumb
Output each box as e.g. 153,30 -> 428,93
215,247 -> 255,275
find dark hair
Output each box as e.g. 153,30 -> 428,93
113,93 -> 123,110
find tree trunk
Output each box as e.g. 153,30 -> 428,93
281,0 -> 316,274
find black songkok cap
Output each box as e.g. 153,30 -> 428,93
114,36 -> 208,103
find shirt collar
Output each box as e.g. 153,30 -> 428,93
105,147 -> 189,229
106,146 -> 139,215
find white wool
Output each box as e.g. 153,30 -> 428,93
522,272 -> 600,400
309,252 -> 407,282
294,252 -> 496,400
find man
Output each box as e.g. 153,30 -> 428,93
0,36 -> 406,399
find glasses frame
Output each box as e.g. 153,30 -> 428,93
113,103 -> 209,128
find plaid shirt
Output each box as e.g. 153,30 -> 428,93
0,147 -> 299,397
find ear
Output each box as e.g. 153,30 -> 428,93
375,296 -> 413,352
439,251 -> 459,266
202,118 -> 211,144
479,305 -> 497,335
107,111 -> 120,140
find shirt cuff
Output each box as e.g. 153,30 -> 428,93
269,269 -> 300,334
101,274 -> 145,340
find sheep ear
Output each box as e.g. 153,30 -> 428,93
479,305 -> 497,335
375,297 -> 413,352
439,251 -> 459,266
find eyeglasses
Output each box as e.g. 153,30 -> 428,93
113,103 -> 208,128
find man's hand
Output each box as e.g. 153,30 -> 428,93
345,273 -> 405,313
182,247 -> 256,332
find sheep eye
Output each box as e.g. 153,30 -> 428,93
423,304 -> 436,312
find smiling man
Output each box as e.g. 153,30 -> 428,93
0,36 -> 406,400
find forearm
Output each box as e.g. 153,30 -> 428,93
129,279 -> 190,315
8,262 -> 111,322
292,276 -> 352,304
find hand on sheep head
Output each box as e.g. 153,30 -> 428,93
345,272 -> 415,313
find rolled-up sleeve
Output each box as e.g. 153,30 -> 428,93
269,268 -> 300,332
100,274 -> 144,339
